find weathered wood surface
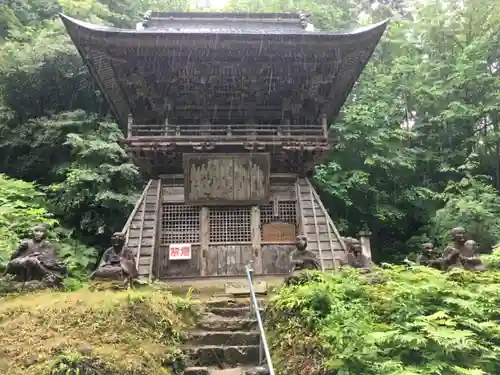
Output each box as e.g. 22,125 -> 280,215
296,178 -> 347,270
124,179 -> 161,279
183,153 -> 270,205
205,244 -> 253,276
262,222 -> 296,243
157,244 -> 200,278
262,244 -> 295,274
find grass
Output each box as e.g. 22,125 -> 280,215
0,287 -> 197,375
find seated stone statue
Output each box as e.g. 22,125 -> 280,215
460,240 -> 487,271
290,235 -> 320,272
4,224 -> 66,285
285,235 -> 320,285
442,227 -> 467,270
416,242 -> 443,270
345,237 -> 371,272
90,232 -> 139,287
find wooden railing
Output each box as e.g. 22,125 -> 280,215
127,123 -> 328,139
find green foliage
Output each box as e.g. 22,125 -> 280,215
430,173 -> 500,252
0,174 -> 57,264
0,174 -> 98,279
45,111 -> 141,244
267,267 -> 500,375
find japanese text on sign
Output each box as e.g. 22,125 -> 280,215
169,244 -> 192,260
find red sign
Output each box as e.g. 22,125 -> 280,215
169,244 -> 192,260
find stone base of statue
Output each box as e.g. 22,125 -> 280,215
88,278 -> 147,292
0,273 -> 63,295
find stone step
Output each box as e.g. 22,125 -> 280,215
207,298 -> 249,309
208,306 -> 251,318
187,331 -> 260,346
244,366 -> 270,375
185,345 -> 260,367
184,367 -> 210,375
198,316 -> 257,332
183,365 -> 270,375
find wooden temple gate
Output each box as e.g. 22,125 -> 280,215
60,11 -> 388,281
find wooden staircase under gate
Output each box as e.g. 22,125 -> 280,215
122,179 -> 161,281
296,177 -> 347,270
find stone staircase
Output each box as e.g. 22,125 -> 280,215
183,296 -> 270,375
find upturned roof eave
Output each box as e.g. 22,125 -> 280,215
59,13 -> 389,39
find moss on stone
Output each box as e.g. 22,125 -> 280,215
0,288 -> 196,375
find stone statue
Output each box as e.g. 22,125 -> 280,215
345,237 -> 371,272
285,235 -> 320,285
442,227 -> 467,270
4,224 -> 67,285
460,240 -> 487,271
90,232 -> 138,287
416,242 -> 443,270
289,235 -> 320,272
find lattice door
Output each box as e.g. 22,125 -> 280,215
206,207 -> 253,276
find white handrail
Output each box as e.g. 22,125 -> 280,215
245,264 -> 275,375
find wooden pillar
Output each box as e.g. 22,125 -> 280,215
199,207 -> 209,276
127,113 -> 133,138
251,206 -> 262,273
358,230 -> 372,266
321,113 -> 328,138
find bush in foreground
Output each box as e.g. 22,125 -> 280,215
266,260 -> 500,375
0,288 -> 196,375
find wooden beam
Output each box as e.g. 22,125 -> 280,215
199,207 -> 209,276
251,206 -> 262,273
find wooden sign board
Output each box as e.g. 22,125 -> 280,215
169,244 -> 192,260
184,153 -> 270,205
225,281 -> 268,296
262,222 -> 296,243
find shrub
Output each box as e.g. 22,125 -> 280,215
266,267 -> 500,375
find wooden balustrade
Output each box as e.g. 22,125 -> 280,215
127,123 -> 328,139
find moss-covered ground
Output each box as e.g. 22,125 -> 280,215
0,287 -> 197,375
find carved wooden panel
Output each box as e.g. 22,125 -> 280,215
184,153 -> 270,205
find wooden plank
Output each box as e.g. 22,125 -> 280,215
234,244 -> 244,274
138,265 -> 150,275
250,206 -> 262,273
307,179 -> 324,271
135,183 -> 148,270
217,245 -> 228,275
149,179 -> 161,282
183,153 -> 270,205
128,228 -> 155,238
305,233 -> 338,242
199,207 -> 209,276
206,245 -> 219,276
307,241 -> 344,252
145,202 -> 157,212
138,247 -> 153,256
128,238 -> 154,247
240,244 -> 253,273
139,257 -> 152,266
262,244 -> 294,274
226,245 -> 238,275
307,178 -> 348,252
122,180 -> 153,236
131,218 -> 155,229
295,178 -> 305,235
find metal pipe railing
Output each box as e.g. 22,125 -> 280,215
245,262 -> 275,375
